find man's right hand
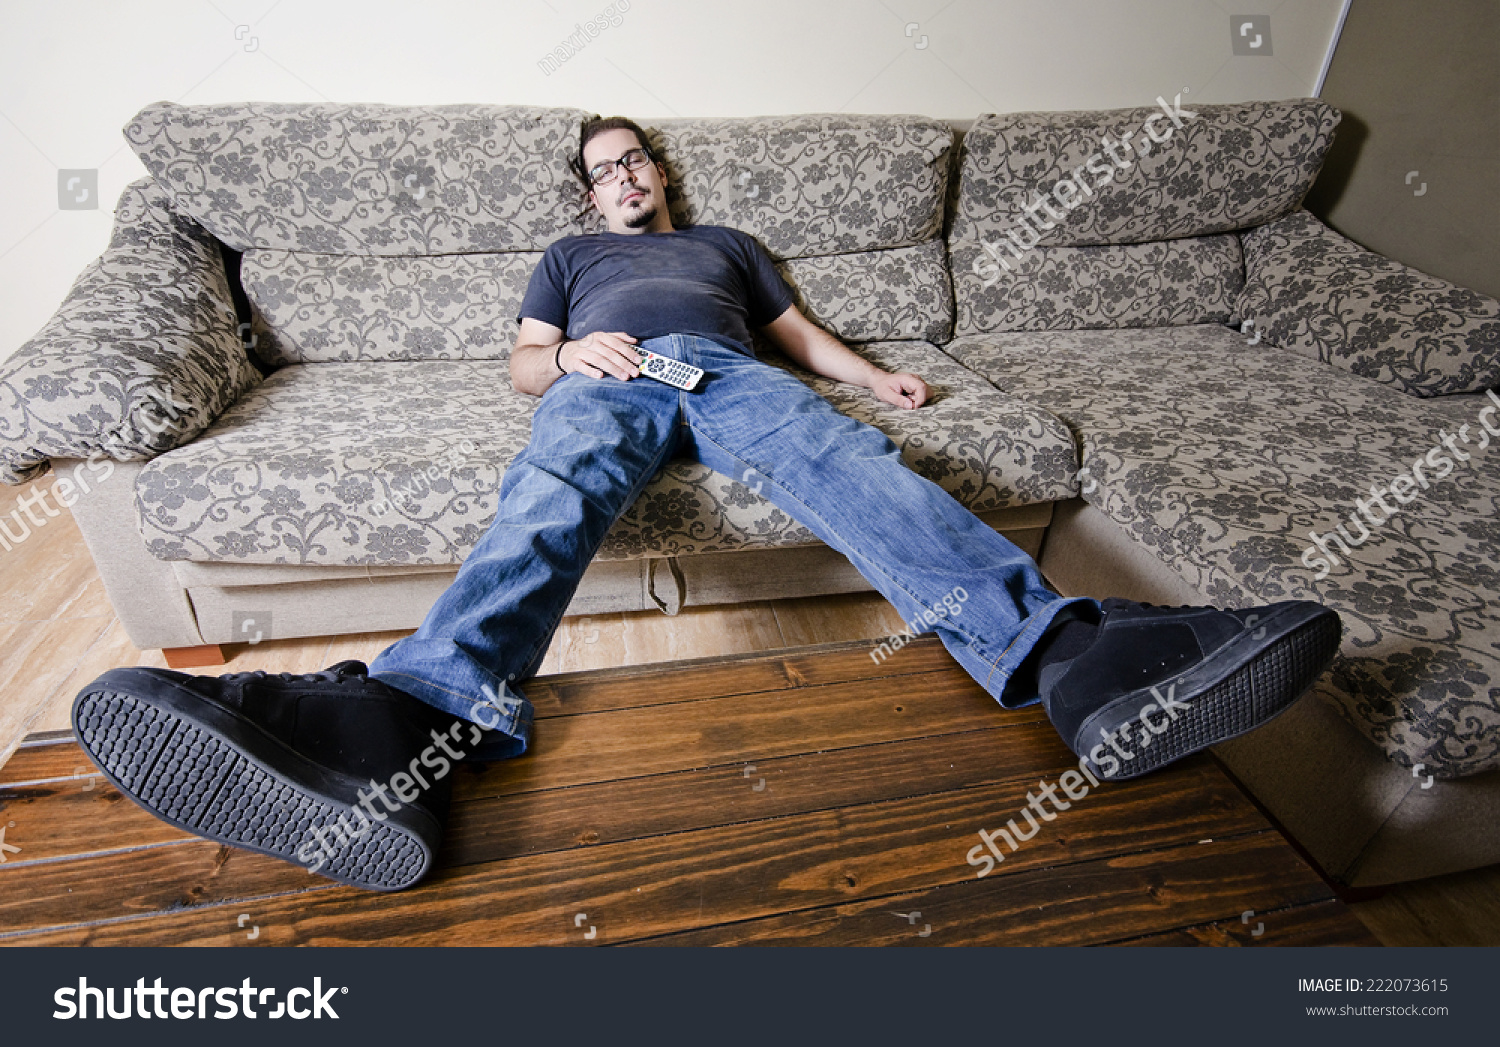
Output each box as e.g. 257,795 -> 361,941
559,332 -> 642,381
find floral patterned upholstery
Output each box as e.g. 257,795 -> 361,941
1238,209 -> 1500,397
646,114 -> 951,256
132,104 -> 958,360
0,179 -> 261,484
240,237 -> 954,366
950,99 -> 1339,335
239,250 -> 538,364
946,324 -> 1500,777
956,233 -> 1244,334
125,102 -> 596,254
125,101 -> 589,367
779,239 -> 952,344
134,342 -> 1078,566
639,114 -> 957,341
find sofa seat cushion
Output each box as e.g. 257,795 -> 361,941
946,324 -> 1500,778
134,344 -> 1077,567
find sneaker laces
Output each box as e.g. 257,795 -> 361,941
221,661 -> 370,685
1102,599 -> 1209,614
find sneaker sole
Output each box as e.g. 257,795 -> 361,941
72,670 -> 441,892
1076,604 -> 1341,781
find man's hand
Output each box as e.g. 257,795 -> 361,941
870,370 -> 930,410
560,331 -> 642,381
511,318 -> 641,396
760,306 -> 930,410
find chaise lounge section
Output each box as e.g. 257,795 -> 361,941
944,100 -> 1500,887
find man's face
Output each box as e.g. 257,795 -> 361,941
583,127 -> 669,233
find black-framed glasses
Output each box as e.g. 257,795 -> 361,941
588,148 -> 653,187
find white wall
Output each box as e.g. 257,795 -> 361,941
0,0 -> 1347,362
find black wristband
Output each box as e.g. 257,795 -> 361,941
555,342 -> 567,374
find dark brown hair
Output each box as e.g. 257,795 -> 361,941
571,116 -> 657,190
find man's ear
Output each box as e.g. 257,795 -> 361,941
655,161 -> 668,188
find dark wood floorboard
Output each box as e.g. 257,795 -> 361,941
1108,899 -> 1381,947
5,759 -> 1268,943
0,637 -> 1374,947
630,832 -> 1333,946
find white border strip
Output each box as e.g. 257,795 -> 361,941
1314,0 -> 1354,97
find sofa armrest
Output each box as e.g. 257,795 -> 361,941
1237,209 -> 1500,397
0,178 -> 261,484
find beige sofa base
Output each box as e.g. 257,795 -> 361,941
61,454 -> 1048,641
1038,497 -> 1500,890
183,511 -> 1045,643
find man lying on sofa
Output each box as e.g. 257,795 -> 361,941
72,116 -> 1342,892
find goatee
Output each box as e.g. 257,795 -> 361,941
624,203 -> 658,229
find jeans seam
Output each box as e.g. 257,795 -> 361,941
689,424 -> 992,653
982,599 -> 1086,697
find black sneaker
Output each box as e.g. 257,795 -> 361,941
1039,599 -> 1341,781
72,660 -> 459,891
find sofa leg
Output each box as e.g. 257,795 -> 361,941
162,644 -> 227,669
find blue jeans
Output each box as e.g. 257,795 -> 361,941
369,334 -> 1097,759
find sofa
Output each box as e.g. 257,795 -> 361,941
3,97 -> 1498,890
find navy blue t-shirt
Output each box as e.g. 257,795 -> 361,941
517,225 -> 796,356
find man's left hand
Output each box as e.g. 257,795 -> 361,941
870,371 -> 930,410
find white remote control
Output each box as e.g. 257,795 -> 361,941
637,351 -> 704,391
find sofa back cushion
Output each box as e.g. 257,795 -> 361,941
949,98 -> 1340,335
126,103 -> 955,362
125,101 -> 593,254
649,115 -> 949,254
1238,210 -> 1500,397
648,115 -> 954,343
0,180 -> 262,483
126,101 -> 594,364
239,250 -> 539,364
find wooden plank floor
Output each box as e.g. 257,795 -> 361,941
0,635 -> 1376,946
